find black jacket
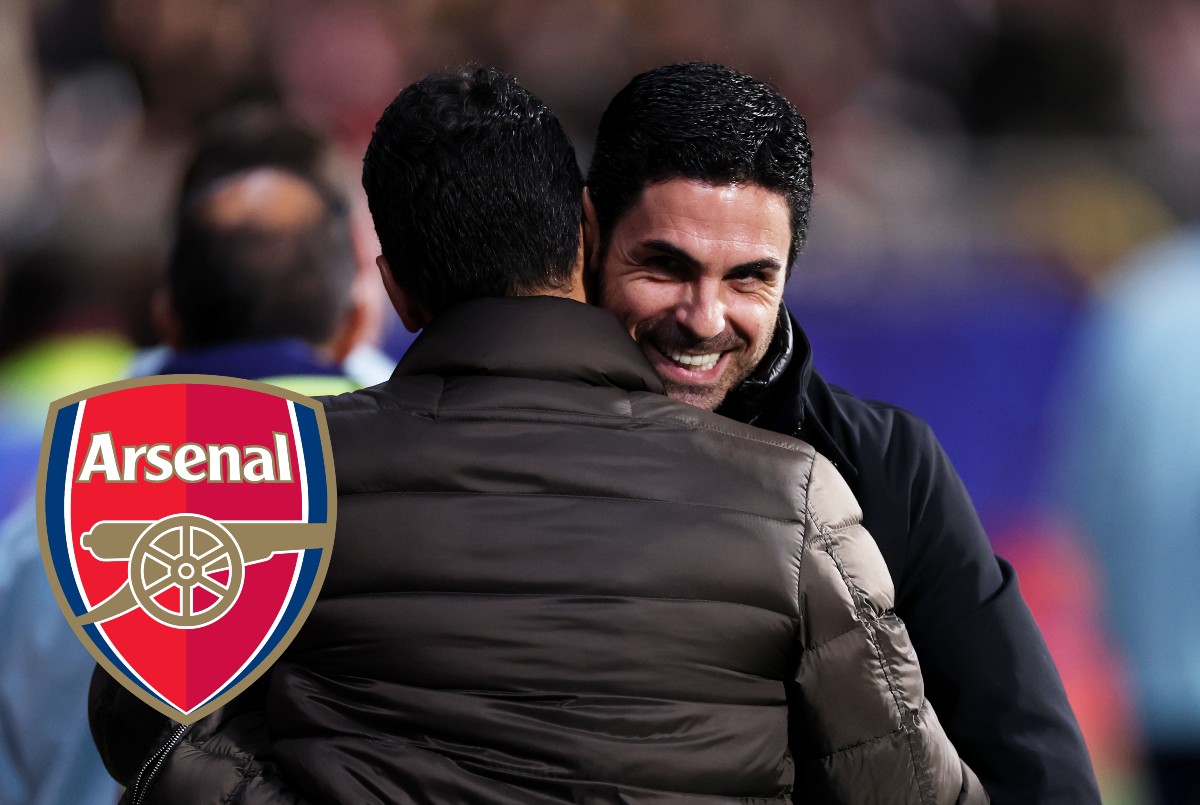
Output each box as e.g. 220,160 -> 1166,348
717,309 -> 1101,804
92,297 -> 984,803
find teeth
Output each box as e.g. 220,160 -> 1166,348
667,350 -> 721,371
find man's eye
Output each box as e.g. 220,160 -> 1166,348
645,256 -> 685,275
730,271 -> 766,285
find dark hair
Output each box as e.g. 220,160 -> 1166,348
181,104 -> 332,202
0,249 -> 126,358
587,62 -> 813,270
168,169 -> 356,347
362,66 -> 583,315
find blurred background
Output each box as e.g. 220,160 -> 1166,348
3,0 -> 1200,801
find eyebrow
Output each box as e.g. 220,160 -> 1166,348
639,239 -> 782,275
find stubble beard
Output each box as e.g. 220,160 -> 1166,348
594,266 -> 771,411
660,375 -> 739,411
633,315 -> 768,411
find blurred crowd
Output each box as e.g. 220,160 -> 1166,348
3,1 -> 1200,803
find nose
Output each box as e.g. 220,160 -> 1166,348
676,278 -> 727,341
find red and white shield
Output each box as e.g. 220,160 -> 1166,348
37,376 -> 336,724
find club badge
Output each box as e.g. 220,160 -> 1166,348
37,376 -> 336,724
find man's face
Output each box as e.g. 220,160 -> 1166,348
596,179 -> 790,410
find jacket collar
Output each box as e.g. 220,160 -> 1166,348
393,296 -> 665,394
717,306 -> 857,479
714,306 -> 803,422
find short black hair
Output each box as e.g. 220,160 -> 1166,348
362,66 -> 583,316
587,62 -> 813,271
168,169 -> 356,347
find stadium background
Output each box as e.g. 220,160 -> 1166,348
4,1 -> 1199,801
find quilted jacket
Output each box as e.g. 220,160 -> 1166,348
92,297 -> 984,804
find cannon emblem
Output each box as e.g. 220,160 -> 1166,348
79,513 -> 329,628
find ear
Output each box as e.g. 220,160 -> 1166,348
557,219 -> 588,304
582,188 -> 602,275
376,256 -> 430,333
151,287 -> 183,349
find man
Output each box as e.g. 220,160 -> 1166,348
93,66 -> 984,803
151,164 -> 362,396
585,62 -> 1100,803
158,103 -> 396,388
0,161 -> 366,805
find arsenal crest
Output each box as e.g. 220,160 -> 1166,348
36,376 -> 336,724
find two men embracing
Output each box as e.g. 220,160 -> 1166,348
92,63 -> 1097,804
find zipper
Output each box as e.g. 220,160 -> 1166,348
128,723 -> 189,805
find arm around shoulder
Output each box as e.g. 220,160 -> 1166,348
789,452 -> 988,803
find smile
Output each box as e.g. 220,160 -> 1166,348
665,350 -> 721,371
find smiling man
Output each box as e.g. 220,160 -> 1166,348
587,62 -> 1101,804
593,180 -> 790,410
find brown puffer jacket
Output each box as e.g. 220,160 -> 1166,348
92,297 -> 985,804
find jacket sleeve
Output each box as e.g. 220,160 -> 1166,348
887,417 -> 1099,803
89,666 -> 306,805
788,452 -> 987,804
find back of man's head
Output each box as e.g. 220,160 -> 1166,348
168,167 -> 356,348
362,66 -> 584,318
587,62 -> 813,270
180,104 -> 335,206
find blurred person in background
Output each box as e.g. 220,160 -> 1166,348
0,250 -> 133,805
584,61 -> 1100,803
0,137 -> 372,805
150,165 -> 362,394
130,103 -> 395,387
1056,230 -> 1200,805
0,250 -> 135,522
